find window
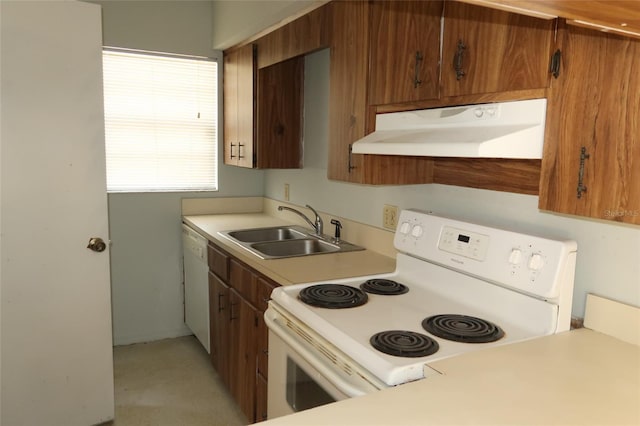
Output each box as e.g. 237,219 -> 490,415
102,48 -> 218,192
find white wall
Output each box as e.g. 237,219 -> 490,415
211,0 -> 318,49
90,0 -> 265,344
264,49 -> 640,319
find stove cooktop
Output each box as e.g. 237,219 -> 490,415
270,254 -> 561,386
267,210 -> 577,387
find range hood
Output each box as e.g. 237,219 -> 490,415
351,98 -> 547,159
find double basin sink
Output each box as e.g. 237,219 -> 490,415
218,225 -> 363,259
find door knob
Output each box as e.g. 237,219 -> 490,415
87,237 -> 107,252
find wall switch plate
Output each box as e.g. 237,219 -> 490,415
284,183 -> 290,201
383,204 -> 398,230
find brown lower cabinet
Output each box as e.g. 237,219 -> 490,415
208,241 -> 279,423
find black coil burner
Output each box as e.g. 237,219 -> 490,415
370,330 -> 439,358
298,284 -> 368,309
422,314 -> 505,343
360,279 -> 409,295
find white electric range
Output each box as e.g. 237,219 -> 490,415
265,209 -> 577,419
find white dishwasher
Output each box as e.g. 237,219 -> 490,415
182,224 -> 210,353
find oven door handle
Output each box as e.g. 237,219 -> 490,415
265,308 -> 375,398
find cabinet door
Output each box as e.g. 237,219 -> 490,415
230,289 -> 258,423
256,57 -> 304,168
256,309 -> 269,379
327,0 -> 369,183
224,44 -> 256,167
236,44 -> 256,168
223,50 -> 239,166
257,278 -> 277,380
539,25 -> 640,224
369,0 -> 442,105
209,272 -> 231,387
256,373 -> 268,423
441,1 -> 554,97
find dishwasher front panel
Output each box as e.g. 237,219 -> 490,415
182,224 -> 210,353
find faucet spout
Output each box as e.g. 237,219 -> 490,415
278,204 -> 324,236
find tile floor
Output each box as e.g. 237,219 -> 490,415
106,335 -> 247,426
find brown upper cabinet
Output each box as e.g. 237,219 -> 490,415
441,1 -> 555,97
367,1 -> 555,106
223,46 -> 303,169
368,1 -> 443,105
255,57 -> 304,168
539,22 -> 640,225
327,1 -> 436,185
223,44 -> 256,168
459,0 -> 640,40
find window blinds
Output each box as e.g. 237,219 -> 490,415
102,49 -> 218,192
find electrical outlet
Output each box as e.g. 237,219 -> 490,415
383,204 -> 398,230
284,183 -> 290,201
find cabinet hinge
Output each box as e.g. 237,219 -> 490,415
549,49 -> 562,79
348,144 -> 356,173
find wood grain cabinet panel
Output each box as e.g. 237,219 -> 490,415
256,5 -> 329,69
209,271 -> 230,387
441,1 -> 555,97
224,44 -> 303,169
224,44 -> 256,167
327,1 -> 435,185
207,243 -> 229,281
229,288 -> 258,422
230,258 -> 258,304
327,0 -> 369,183
256,373 -> 268,423
369,0 -> 443,105
208,240 -> 281,423
539,23 -> 640,224
256,57 -> 304,168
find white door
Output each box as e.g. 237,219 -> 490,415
1,2 -> 114,425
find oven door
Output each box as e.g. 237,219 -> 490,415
265,306 -> 384,419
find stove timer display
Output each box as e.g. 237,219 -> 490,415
438,226 -> 490,261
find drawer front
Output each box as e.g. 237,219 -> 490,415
256,276 -> 278,312
229,258 -> 258,304
207,243 -> 229,281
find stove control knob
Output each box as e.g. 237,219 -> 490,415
528,253 -> 545,270
411,225 -> 424,238
399,221 -> 411,235
508,248 -> 522,265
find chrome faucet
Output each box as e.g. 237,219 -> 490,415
278,204 -> 324,236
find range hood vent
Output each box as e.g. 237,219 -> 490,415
351,99 -> 547,159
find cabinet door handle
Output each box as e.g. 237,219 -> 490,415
549,49 -> 562,79
230,142 -> 236,159
218,293 -> 225,313
414,51 -> 424,88
577,146 -> 590,199
229,302 -> 238,321
238,143 -> 245,159
453,40 -> 467,81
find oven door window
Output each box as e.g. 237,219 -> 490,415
286,356 -> 335,412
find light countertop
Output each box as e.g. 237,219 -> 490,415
260,327 -> 640,425
183,213 -> 396,286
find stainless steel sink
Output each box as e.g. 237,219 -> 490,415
217,225 -> 364,259
250,239 -> 340,257
226,226 -> 307,243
